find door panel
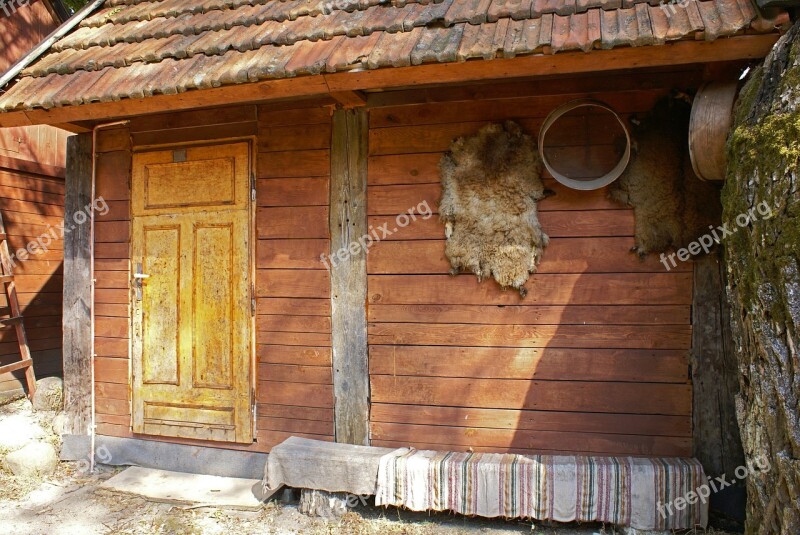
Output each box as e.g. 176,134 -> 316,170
131,142 -> 253,444
192,220 -> 241,390
133,145 -> 249,216
141,158 -> 237,210
140,224 -> 180,385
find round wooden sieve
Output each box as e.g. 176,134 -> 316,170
538,99 -> 631,191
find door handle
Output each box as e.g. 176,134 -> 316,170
134,263 -> 149,300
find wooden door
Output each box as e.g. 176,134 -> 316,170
130,142 -> 253,443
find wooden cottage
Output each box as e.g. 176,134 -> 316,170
0,0 -> 70,398
0,0 -> 787,514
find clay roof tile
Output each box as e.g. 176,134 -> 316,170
0,0 -> 774,112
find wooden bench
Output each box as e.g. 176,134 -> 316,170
263,437 -> 708,531
262,437 -> 395,517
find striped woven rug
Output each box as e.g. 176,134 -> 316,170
375,449 -> 708,530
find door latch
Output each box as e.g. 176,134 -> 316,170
133,263 -> 150,300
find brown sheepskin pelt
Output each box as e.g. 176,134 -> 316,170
609,97 -> 722,256
439,121 -> 549,297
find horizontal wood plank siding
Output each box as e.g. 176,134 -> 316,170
0,157 -> 65,395
92,126 -> 132,435
85,79 -> 699,458
256,102 -> 334,450
92,109 -> 322,453
366,84 -> 693,457
0,0 -> 60,72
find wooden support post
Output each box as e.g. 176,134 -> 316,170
299,489 -> 350,518
329,108 -> 369,446
62,132 -> 93,436
691,251 -> 746,512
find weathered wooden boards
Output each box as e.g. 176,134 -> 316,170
0,0 -> 60,74
365,83 -> 694,457
63,132 -> 92,435
91,103 -> 337,451
87,73 -> 706,459
256,102 -> 335,450
92,126 -> 132,438
0,164 -> 65,396
0,123 -> 66,398
690,252 -> 744,478
329,108 -> 370,446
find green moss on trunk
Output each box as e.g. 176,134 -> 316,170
722,20 -> 800,535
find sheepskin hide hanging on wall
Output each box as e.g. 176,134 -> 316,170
439,121 -> 549,297
609,97 -> 722,257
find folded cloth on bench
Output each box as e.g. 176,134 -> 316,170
263,437 -> 395,496
375,449 -> 708,531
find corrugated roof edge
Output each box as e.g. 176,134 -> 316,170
0,0 -> 107,92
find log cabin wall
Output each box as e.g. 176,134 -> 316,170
91,102 -> 335,451
93,125 -> 133,438
365,73 -> 698,457
0,0 -> 69,397
90,71 -> 702,456
0,0 -> 59,73
256,103 -> 334,449
0,161 -> 65,395
0,127 -> 69,168
0,118 -> 70,399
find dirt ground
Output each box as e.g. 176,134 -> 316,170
1,469 -> 726,535
0,397 -> 730,535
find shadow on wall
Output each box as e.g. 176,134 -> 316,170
0,165 -> 67,399
0,0 -> 61,74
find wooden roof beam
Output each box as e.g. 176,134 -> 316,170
330,91 -> 368,109
0,34 -> 779,128
365,67 -> 708,108
54,123 -> 93,134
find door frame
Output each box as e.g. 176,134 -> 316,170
127,136 -> 258,442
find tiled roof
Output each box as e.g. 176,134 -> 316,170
0,0 -> 767,111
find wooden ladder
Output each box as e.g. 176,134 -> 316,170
0,211 -> 36,399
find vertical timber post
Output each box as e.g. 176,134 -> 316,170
691,250 -> 746,517
329,108 -> 369,445
62,133 -> 93,437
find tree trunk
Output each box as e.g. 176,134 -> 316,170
723,21 -> 800,535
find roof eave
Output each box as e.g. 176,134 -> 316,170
0,33 -> 780,129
